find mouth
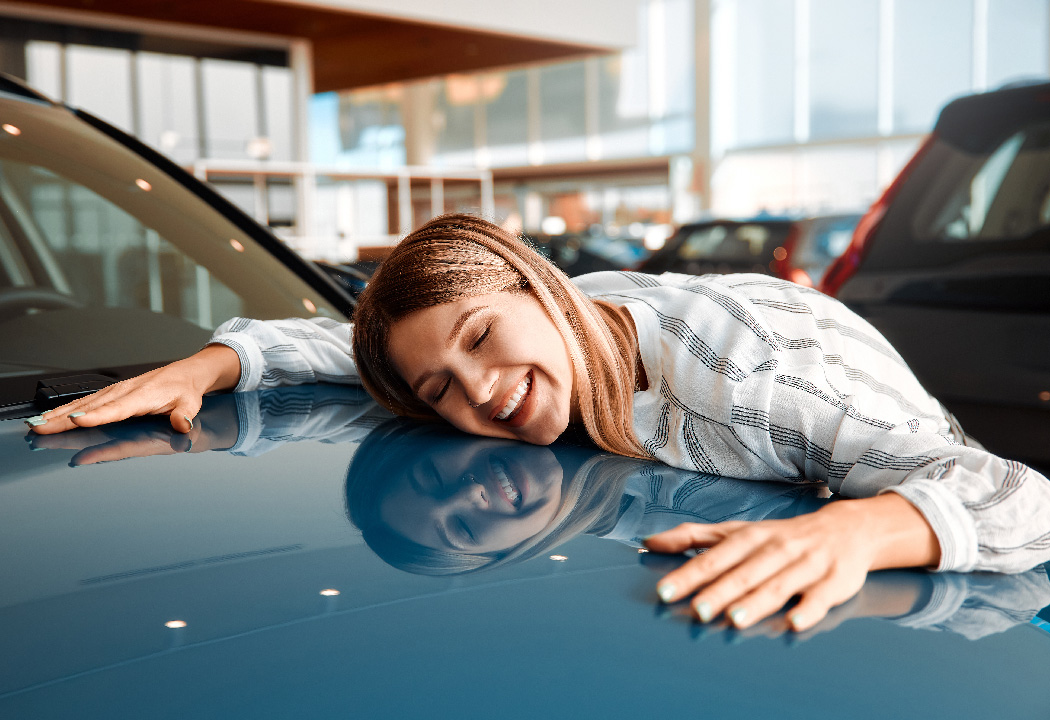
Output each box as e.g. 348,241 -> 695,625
490,459 -> 522,508
494,372 -> 532,422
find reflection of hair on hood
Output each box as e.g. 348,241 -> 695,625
345,418 -> 648,576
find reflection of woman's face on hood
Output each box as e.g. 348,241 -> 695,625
379,440 -> 564,554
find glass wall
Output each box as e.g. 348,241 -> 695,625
710,0 -> 1050,216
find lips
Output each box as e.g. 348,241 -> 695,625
495,373 -> 532,422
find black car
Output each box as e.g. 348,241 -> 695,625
819,82 -> 1050,468
639,214 -> 860,287
0,74 -> 356,416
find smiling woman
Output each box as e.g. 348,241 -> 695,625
31,213 -> 1050,634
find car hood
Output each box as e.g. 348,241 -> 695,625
3,385 -> 1050,718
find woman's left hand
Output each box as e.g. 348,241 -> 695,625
643,493 -> 940,632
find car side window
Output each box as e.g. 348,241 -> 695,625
0,158 -> 243,328
913,123 -> 1050,243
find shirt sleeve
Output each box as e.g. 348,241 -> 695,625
208,316 -> 358,392
623,274 -> 1050,574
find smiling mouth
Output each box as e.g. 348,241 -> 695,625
491,460 -> 521,507
495,372 -> 532,422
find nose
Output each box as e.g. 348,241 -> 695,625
452,475 -> 488,509
459,365 -> 498,410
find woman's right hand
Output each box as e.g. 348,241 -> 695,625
27,344 -> 242,435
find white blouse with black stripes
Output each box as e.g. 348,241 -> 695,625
209,271 -> 1050,575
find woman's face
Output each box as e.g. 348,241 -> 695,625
379,440 -> 564,553
387,291 -> 578,446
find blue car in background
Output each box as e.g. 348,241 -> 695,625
5,75 -> 1050,719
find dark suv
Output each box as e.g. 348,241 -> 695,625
820,82 -> 1050,467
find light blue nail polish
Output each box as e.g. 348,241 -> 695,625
695,600 -> 714,623
788,612 -> 804,631
25,416 -> 47,427
69,412 -> 86,419
185,415 -> 194,431
657,583 -> 676,603
729,607 -> 748,627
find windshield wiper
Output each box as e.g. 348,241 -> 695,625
35,374 -> 115,407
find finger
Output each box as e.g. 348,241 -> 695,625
70,436 -> 177,466
712,555 -> 826,629
28,428 -> 116,451
654,525 -> 774,604
644,521 -> 749,554
169,397 -> 203,434
785,570 -> 865,632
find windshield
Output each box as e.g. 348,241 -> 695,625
0,93 -> 343,406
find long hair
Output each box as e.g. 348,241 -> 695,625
345,418 -> 647,576
351,213 -> 645,458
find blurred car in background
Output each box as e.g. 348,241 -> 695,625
531,230 -> 652,276
638,214 -> 861,287
820,81 -> 1050,468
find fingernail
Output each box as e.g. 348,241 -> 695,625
656,583 -> 676,603
728,607 -> 748,627
69,412 -> 86,419
695,600 -> 713,623
185,415 -> 194,431
25,416 -> 47,427
788,612 -> 804,631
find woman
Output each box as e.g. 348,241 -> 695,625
28,214 -> 1050,632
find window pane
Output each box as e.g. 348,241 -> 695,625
482,71 -> 529,167
433,76 -> 477,167
201,59 -> 259,159
809,0 -> 878,139
66,45 -> 133,132
893,0 -> 973,133
652,0 -> 696,154
25,41 -> 61,100
137,53 -> 199,163
734,0 -> 795,147
987,0 -> 1050,88
539,62 -> 587,163
263,66 -> 294,162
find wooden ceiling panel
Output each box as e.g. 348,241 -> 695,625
13,0 -> 601,91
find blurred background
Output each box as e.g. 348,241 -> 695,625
0,0 -> 1047,263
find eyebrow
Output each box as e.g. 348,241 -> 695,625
409,306 -> 488,397
447,306 -> 487,349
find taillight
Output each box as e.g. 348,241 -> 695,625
770,223 -> 802,281
818,134 -> 936,296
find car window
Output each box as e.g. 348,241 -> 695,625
0,95 -> 343,401
912,122 -> 1050,243
678,223 -> 777,261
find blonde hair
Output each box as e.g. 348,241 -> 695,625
351,213 -> 645,458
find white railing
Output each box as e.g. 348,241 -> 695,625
188,160 -> 495,262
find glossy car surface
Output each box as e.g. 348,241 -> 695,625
820,82 -> 1050,467
639,214 -> 860,287
5,385 -> 1050,718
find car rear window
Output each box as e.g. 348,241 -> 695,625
912,121 -> 1050,243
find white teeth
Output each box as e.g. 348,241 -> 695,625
492,463 -> 520,505
495,375 -> 531,420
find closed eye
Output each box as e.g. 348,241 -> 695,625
432,377 -> 451,404
470,325 -> 491,351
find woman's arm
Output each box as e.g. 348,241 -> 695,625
29,343 -> 242,435
30,316 -> 358,435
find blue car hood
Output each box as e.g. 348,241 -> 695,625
3,385 -> 1050,718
